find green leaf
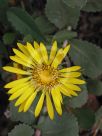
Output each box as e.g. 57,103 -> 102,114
82,0 -> 102,12
41,113 -> 79,136
8,124 -> 34,136
68,85 -> 88,108
35,15 -> 57,35
23,34 -> 34,43
3,32 -> 16,45
69,39 -> 102,78
62,0 -> 87,9
10,102 -> 35,125
53,30 -> 77,42
0,0 -> 8,24
7,7 -> 45,42
95,106 -> 102,131
75,108 -> 95,129
45,0 -> 80,29
87,79 -> 102,96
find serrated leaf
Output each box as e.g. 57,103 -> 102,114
95,106 -> 102,131
40,112 -> 79,136
63,0 -> 87,9
53,30 -> 77,42
69,39 -> 102,78
7,7 -> 45,42
8,124 -> 34,136
87,79 -> 102,96
45,0 -> 80,29
75,108 -> 95,129
10,102 -> 35,125
82,0 -> 102,12
3,33 -> 16,45
68,85 -> 88,108
35,15 -> 57,35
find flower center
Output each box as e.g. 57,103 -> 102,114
39,70 -> 53,84
32,64 -> 59,89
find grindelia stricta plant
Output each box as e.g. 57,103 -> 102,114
3,41 -> 85,120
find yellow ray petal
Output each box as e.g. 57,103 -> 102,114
18,101 -> 26,112
4,77 -> 31,88
17,43 -> 29,56
46,92 -> 54,120
27,42 -> 42,64
51,89 -> 62,115
63,44 -> 70,57
15,86 -> 34,106
60,78 -> 85,84
60,72 -> 81,78
8,83 -> 26,94
54,86 -> 63,103
3,66 -> 30,75
59,85 -> 72,97
10,56 -> 32,68
49,41 -> 57,64
61,81 -> 81,91
9,86 -> 27,100
24,91 -> 37,112
59,85 -> 78,96
13,48 -> 32,64
40,42 -> 48,64
34,41 -> 39,49
51,49 -> 64,68
35,92 -> 45,117
59,66 -> 81,72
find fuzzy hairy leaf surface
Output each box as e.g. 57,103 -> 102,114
45,0 -> 80,29
68,84 -> 88,108
7,7 -> 45,42
10,102 -> 35,125
69,39 -> 102,78
82,0 -> 102,12
40,113 -> 79,136
63,0 -> 87,9
75,108 -> 95,129
8,124 -> 34,136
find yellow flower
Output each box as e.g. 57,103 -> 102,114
3,41 -> 85,120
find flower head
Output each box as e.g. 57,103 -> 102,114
3,41 -> 85,119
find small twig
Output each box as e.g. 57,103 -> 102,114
92,117 -> 102,136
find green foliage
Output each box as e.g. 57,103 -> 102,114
82,0 -> 102,12
45,0 -> 80,29
8,124 -> 34,136
35,15 -> 57,35
68,85 -> 88,108
87,79 -> 102,96
7,7 -> 45,42
0,0 -> 102,135
75,108 -> 95,129
23,35 -> 34,43
10,102 -> 35,125
95,106 -> 102,131
62,0 -> 87,9
3,32 -> 16,45
0,0 -> 8,24
69,39 -> 102,78
53,30 -> 77,42
40,113 -> 79,136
